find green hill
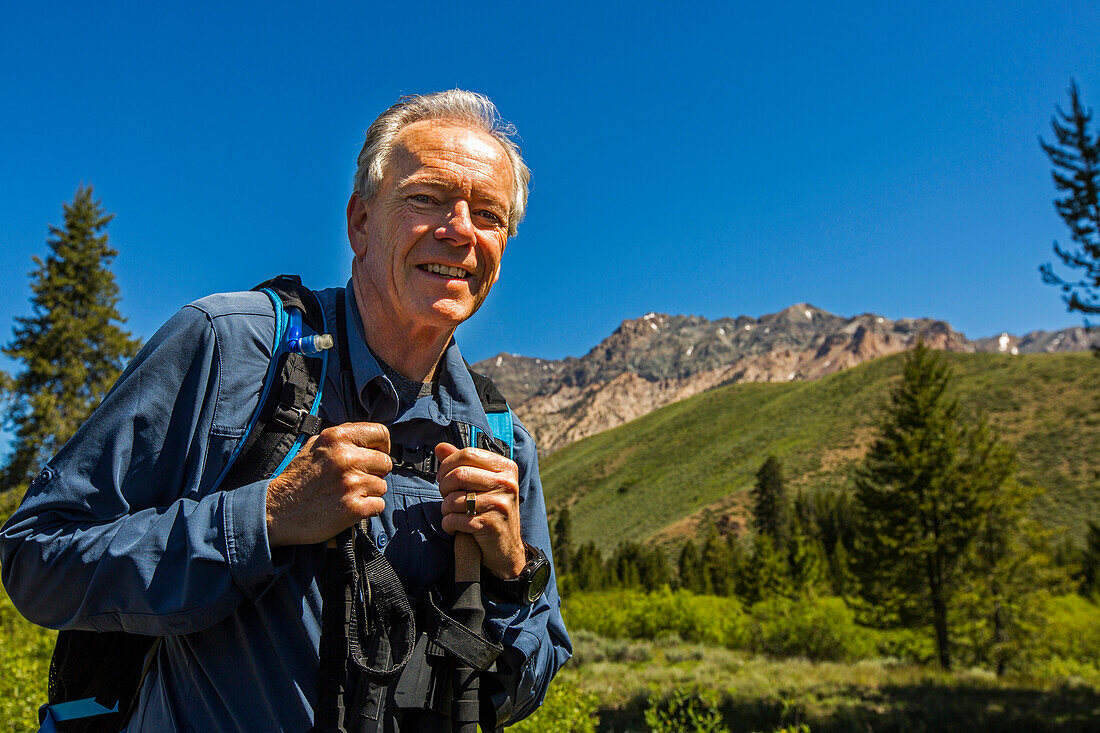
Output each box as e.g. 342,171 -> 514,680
539,351 -> 1100,550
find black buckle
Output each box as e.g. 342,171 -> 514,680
273,404 -> 323,436
390,445 -> 438,479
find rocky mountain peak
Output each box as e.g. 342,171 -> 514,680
472,306 -> 1090,454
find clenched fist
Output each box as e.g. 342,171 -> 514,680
266,422 -> 392,548
435,442 -> 525,579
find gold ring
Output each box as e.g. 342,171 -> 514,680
465,491 -> 477,517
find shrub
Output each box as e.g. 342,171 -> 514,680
509,679 -> 599,733
748,596 -> 872,661
1038,594 -> 1100,663
562,589 -> 749,647
644,686 -> 729,733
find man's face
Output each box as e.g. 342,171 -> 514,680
348,120 -> 513,338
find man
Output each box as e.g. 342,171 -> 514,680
0,90 -> 570,731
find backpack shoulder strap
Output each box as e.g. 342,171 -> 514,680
464,366 -> 515,460
218,276 -> 331,488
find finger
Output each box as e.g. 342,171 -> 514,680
440,486 -> 509,517
438,465 -> 516,503
434,441 -> 460,464
435,444 -> 514,475
330,422 -> 391,453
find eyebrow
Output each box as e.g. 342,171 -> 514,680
398,176 -> 511,210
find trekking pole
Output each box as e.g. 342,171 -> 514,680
452,533 -> 483,733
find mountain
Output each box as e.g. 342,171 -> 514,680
535,351 -> 1100,550
472,305 -> 1091,454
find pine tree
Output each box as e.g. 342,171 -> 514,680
573,542 -> 606,591
700,528 -> 734,596
752,455 -> 791,547
828,539 -> 858,598
553,508 -> 574,575
787,529 -> 826,596
1081,521 -> 1100,598
678,539 -> 704,593
953,418 -> 1065,674
1040,80 -> 1100,330
1,186 -> 141,490
851,342 -> 977,670
740,533 -> 792,605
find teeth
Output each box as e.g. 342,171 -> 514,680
422,263 -> 469,278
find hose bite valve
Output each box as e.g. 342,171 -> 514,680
286,310 -> 334,356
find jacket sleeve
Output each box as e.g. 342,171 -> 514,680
480,420 -> 572,726
0,296 -> 291,635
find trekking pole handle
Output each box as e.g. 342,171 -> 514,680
454,533 -> 481,583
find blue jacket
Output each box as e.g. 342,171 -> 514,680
0,283 -> 571,732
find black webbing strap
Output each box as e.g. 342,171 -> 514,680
427,588 -> 503,671
223,277 -> 326,489
312,292 -> 418,733
345,525 -> 416,682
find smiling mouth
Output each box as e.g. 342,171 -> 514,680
418,263 -> 471,279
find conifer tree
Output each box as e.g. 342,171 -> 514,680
553,508 -> 574,575
740,533 -> 792,605
678,539 -> 704,593
573,542 -> 606,591
1,186 -> 140,490
787,528 -> 826,596
1040,81 -> 1100,330
752,455 -> 791,547
697,528 -> 734,596
828,539 -> 858,598
1080,521 -> 1100,598
852,342 -> 977,670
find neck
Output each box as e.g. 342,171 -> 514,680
352,264 -> 453,383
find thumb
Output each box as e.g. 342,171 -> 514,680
434,442 -> 460,463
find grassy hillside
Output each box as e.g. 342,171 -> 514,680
540,351 -> 1100,549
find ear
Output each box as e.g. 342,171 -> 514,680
347,193 -> 370,257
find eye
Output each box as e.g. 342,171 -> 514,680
411,194 -> 434,205
476,210 -> 504,225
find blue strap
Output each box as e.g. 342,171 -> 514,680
38,697 -> 119,731
484,410 -> 514,459
209,287 -> 290,490
470,409 -> 514,460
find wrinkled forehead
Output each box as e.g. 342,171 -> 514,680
387,120 -> 514,194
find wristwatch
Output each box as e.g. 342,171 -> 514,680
483,542 -> 551,605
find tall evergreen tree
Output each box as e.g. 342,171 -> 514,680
956,422 -> 1067,675
1,187 -> 140,490
787,528 -> 826,596
1081,521 -> 1100,598
740,533 -> 792,605
1040,80 -> 1100,330
678,539 -> 704,593
553,508 -> 574,575
573,542 -> 606,591
852,342 -> 977,670
752,455 -> 791,547
700,528 -> 734,596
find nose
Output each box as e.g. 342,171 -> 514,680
435,200 -> 476,246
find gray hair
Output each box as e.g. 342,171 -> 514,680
353,90 -> 530,236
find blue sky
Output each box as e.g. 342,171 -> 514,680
2,1 -> 1097,384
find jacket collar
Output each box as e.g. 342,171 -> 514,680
341,283 -> 494,437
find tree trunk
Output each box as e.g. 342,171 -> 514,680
928,561 -> 952,670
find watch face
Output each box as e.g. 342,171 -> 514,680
525,561 -> 552,604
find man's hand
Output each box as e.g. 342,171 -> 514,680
266,423 -> 392,548
435,442 -> 525,579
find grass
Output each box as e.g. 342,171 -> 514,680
0,487 -> 54,733
555,633 -> 1100,732
540,352 -> 1100,549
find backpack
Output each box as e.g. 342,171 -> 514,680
37,276 -> 515,733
